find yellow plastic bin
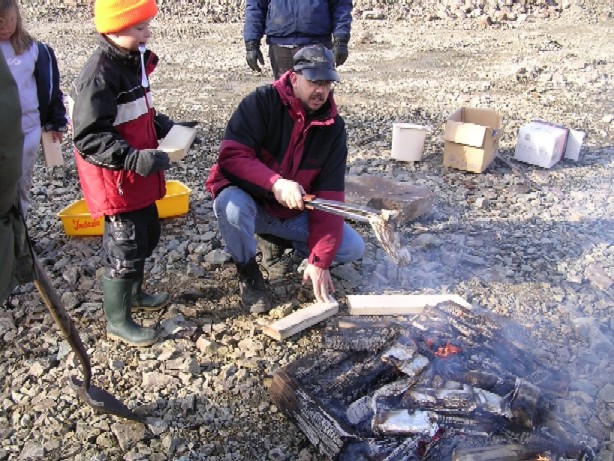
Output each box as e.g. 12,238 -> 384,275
155,180 -> 191,218
58,180 -> 191,236
57,199 -> 104,236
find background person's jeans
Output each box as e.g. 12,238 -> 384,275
213,186 -> 365,264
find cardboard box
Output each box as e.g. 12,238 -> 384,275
41,131 -> 64,167
443,107 -> 502,173
158,124 -> 197,162
513,121 -> 569,169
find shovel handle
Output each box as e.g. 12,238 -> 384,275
33,256 -> 92,389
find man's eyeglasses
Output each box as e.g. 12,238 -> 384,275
298,73 -> 336,90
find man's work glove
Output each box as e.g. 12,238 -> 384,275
245,40 -> 264,72
332,36 -> 349,66
124,149 -> 170,177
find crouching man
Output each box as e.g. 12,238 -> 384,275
206,45 -> 364,314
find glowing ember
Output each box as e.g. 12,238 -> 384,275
426,339 -> 462,357
536,456 -> 551,461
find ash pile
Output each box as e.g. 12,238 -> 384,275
270,302 -> 596,460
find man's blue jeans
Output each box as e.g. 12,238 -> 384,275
213,186 -> 365,264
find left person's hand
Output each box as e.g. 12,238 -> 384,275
50,130 -> 64,143
302,263 -> 335,304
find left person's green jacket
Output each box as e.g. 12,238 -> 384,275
0,47 -> 35,303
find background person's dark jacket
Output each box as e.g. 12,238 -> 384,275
244,0 -> 352,46
34,42 -> 68,132
0,49 -> 35,304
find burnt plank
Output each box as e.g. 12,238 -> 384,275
270,370 -> 357,459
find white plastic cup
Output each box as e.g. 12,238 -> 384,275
391,123 -> 430,162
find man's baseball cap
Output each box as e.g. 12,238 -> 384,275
293,45 -> 340,82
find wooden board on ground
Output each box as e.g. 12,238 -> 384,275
347,294 -> 471,316
158,124 -> 197,161
345,174 -> 434,222
263,298 -> 339,341
41,131 -> 64,167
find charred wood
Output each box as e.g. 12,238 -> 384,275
269,370 -> 357,459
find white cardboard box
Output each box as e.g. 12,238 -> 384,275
513,121 -> 568,169
564,129 -> 586,161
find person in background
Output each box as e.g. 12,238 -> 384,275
0,0 -> 68,218
243,0 -> 352,79
206,45 -> 364,314
70,0 -> 178,347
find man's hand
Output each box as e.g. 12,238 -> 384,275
271,178 -> 305,209
302,264 -> 335,304
245,40 -> 264,72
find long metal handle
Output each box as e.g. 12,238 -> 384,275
303,195 -> 379,222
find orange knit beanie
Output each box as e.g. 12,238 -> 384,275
94,0 -> 158,34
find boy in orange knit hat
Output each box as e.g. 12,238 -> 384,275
70,0 -> 182,347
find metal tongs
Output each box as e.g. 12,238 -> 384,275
303,194 -> 381,222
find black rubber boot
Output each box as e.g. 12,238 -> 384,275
257,234 -> 293,278
235,258 -> 272,314
131,265 -> 169,311
103,277 -> 158,347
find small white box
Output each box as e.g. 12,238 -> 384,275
514,121 -> 568,169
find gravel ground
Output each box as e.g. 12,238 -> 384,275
1,2 -> 613,461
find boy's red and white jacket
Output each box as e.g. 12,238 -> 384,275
69,36 -> 173,218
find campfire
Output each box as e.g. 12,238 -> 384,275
270,301 -> 596,460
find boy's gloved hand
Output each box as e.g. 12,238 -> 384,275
245,40 -> 264,72
124,149 -> 170,177
333,36 -> 349,66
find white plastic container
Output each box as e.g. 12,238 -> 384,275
391,123 -> 430,162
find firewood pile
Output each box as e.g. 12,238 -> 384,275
270,302 -> 597,461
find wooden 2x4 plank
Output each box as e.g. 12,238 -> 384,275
263,298 -> 339,341
347,294 -> 471,316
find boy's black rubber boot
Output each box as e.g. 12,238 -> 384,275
257,234 -> 293,278
235,258 -> 272,314
103,277 -> 158,347
132,278 -> 170,310
131,263 -> 169,310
